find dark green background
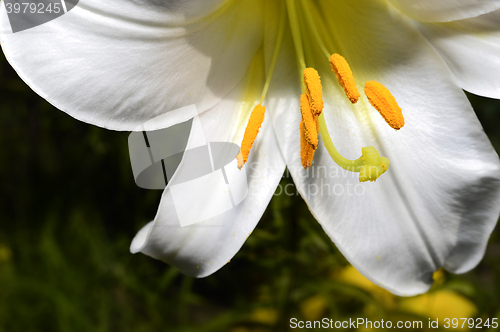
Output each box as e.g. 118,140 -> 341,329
1,51 -> 500,331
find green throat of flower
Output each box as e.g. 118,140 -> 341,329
237,0 -> 405,183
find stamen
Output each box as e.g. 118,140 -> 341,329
300,120 -> 315,169
329,54 -> 360,104
303,68 -> 324,116
300,94 -> 318,150
237,104 -> 266,170
286,0 -> 316,169
364,81 -> 405,130
236,2 -> 286,170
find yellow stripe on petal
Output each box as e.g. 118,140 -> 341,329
303,68 -> 324,116
329,54 -> 360,104
300,120 -> 315,169
237,104 -> 266,170
300,94 -> 318,150
364,81 -> 405,130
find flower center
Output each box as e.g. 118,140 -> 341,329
237,0 -> 404,183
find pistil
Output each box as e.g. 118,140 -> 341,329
318,113 -> 390,182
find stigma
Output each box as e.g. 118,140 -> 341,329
358,147 -> 390,182
365,81 -> 405,130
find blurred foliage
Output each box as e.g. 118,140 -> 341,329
1,51 -> 500,332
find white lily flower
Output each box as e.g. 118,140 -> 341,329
2,0 -> 500,296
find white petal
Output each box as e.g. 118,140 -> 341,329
0,0 -> 264,130
271,0 -> 500,296
130,65 -> 286,276
387,0 -> 500,22
417,10 -> 500,98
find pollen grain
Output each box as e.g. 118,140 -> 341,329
303,68 -> 324,116
364,81 -> 405,130
329,54 -> 360,104
237,104 -> 266,169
